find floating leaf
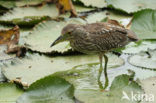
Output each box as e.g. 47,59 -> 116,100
16,76 -> 74,103
128,50 -> 156,69
106,0 -> 156,13
0,16 -> 51,27
74,5 -> 94,12
122,40 -> 156,54
86,10 -> 131,26
0,4 -> 58,21
1,53 -> 124,86
74,74 -> 143,103
0,45 -> 15,62
131,9 -> 156,39
24,18 -> 86,53
140,77 -> 156,101
0,0 -> 45,9
74,0 -> 106,8
0,83 -> 23,103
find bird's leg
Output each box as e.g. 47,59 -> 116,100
98,53 -> 104,89
103,54 -> 109,89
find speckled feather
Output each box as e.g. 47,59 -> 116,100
62,22 -> 138,54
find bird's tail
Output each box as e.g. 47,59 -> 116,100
127,30 -> 139,42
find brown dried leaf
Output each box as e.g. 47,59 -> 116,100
107,19 -> 125,28
0,26 -> 26,57
0,25 -> 19,45
55,0 -> 77,17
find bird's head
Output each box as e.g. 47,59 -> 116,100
50,24 -> 77,47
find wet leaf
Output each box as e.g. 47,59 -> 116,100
128,50 -> 156,69
106,0 -> 156,13
131,9 -> 156,39
74,0 -> 106,8
1,53 -> 124,86
73,74 -> 143,103
16,76 -> 75,103
24,18 -> 86,54
0,83 -> 23,103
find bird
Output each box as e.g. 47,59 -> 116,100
50,22 -> 138,89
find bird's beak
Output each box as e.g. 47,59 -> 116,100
50,36 -> 64,47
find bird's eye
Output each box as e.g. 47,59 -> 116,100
68,32 -> 71,34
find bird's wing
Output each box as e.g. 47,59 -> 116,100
88,25 -> 129,51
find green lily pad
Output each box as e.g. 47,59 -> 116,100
131,9 -> 156,39
75,5 -> 94,12
122,40 -> 156,54
0,0 -> 44,9
106,0 -> 156,13
71,74 -> 142,103
86,10 -> 131,25
16,76 -> 74,103
0,4 -> 58,21
128,50 -> 156,69
1,53 -> 124,86
74,0 -> 106,8
0,83 -> 23,103
0,16 -> 51,27
24,18 -> 86,53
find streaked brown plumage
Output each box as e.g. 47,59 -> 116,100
51,22 -> 138,89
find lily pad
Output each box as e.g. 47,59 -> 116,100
0,4 -> 58,21
140,77 -> 156,102
0,45 -> 15,62
86,10 -> 131,26
122,40 -> 156,54
17,76 -> 74,103
0,0 -> 44,9
75,5 -> 94,12
73,74 -> 143,103
0,16 -> 51,27
106,0 -> 156,13
24,18 -> 86,53
128,50 -> 156,69
131,9 -> 156,39
0,83 -> 23,103
74,0 -> 106,8
1,53 -> 124,86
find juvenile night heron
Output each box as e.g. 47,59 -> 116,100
51,22 -> 138,89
